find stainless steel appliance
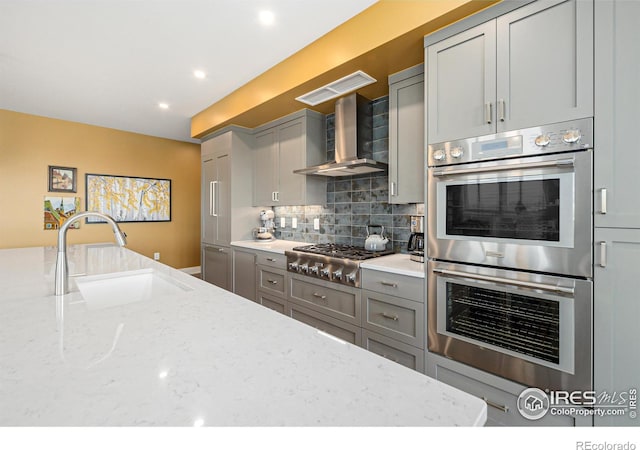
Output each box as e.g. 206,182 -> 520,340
426,118 -> 594,393
285,243 -> 393,288
253,209 -> 276,241
427,118 -> 593,278
408,215 -> 424,263
427,260 -> 592,393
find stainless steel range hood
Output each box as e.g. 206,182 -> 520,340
294,93 -> 387,177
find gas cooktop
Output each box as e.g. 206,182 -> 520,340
291,243 -> 394,260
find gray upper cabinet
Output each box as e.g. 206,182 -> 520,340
427,20 -> 496,144
388,64 -> 425,204
427,0 -> 593,144
594,228 -> 640,426
594,0 -> 640,229
252,109 -> 326,207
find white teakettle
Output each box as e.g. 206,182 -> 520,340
364,225 -> 389,251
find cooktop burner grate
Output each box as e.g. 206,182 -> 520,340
291,243 -> 394,260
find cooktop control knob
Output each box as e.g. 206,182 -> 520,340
310,264 -> 320,275
346,271 -> 357,283
288,262 -> 299,271
534,134 -> 551,147
299,263 -> 309,273
450,146 -> 464,159
562,129 -> 581,144
333,268 -> 343,280
320,267 -> 331,278
433,149 -> 446,161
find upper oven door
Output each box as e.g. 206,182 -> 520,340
427,150 -> 593,277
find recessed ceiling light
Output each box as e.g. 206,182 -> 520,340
158,102 -> 169,110
194,70 -> 206,79
258,10 -> 275,26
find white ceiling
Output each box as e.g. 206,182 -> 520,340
0,0 -> 377,143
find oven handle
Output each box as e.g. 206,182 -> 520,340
431,158 -> 574,177
433,268 -> 575,295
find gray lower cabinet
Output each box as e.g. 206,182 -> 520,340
202,244 -> 231,291
258,292 -> 287,315
255,250 -> 288,314
362,330 -> 424,372
388,64 -> 424,204
594,228 -> 640,426
232,247 -> 257,302
427,353 -> 593,427
287,302 -> 362,346
361,268 -> 425,372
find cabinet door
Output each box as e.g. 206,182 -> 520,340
276,119 -> 305,205
594,0 -> 640,228
215,153 -> 230,244
389,71 -> 424,204
253,128 -> 278,206
232,249 -> 257,301
496,0 -> 593,132
427,21 -> 496,143
201,157 -> 216,244
594,228 -> 640,426
202,244 -> 231,291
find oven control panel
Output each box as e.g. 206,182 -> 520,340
427,118 -> 593,167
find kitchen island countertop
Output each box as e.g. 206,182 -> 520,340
0,244 -> 485,426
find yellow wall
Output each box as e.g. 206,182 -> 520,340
0,109 -> 201,269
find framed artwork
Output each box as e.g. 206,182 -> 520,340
44,196 -> 81,230
85,173 -> 171,223
48,166 -> 77,192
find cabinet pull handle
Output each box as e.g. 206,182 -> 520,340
312,292 -> 327,300
390,181 -> 396,197
601,188 -> 607,214
209,181 -> 218,217
267,279 -> 278,285
380,281 -> 398,288
599,241 -> 607,268
484,102 -> 492,124
482,397 -> 509,413
498,99 -> 505,122
266,258 -> 277,262
380,312 -> 399,321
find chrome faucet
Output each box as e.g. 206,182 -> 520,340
54,211 -> 127,296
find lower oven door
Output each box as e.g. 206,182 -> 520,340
427,260 -> 592,393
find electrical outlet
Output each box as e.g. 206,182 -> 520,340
313,218 -> 320,230
153,252 -> 160,261
280,217 -> 286,228
292,217 -> 297,229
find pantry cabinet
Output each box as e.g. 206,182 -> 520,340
426,0 -> 593,144
252,109 -> 326,206
388,64 -> 424,204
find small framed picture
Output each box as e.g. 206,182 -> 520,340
48,166 -> 77,193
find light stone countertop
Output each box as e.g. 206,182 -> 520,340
0,243 -> 485,426
360,253 -> 426,278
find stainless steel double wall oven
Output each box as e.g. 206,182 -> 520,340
426,118 -> 594,392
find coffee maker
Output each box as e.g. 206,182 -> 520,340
408,215 -> 424,262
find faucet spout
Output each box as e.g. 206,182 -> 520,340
54,211 -> 127,296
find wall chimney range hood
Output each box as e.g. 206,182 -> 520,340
294,93 -> 387,177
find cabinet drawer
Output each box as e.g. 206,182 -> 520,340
255,250 -> 286,269
288,303 -> 361,346
363,290 -> 424,348
258,267 -> 286,298
362,330 -> 424,372
258,292 -> 286,315
289,275 -> 360,325
361,269 -> 424,303
431,356 -> 587,427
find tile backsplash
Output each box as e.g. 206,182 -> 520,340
274,96 -> 424,253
